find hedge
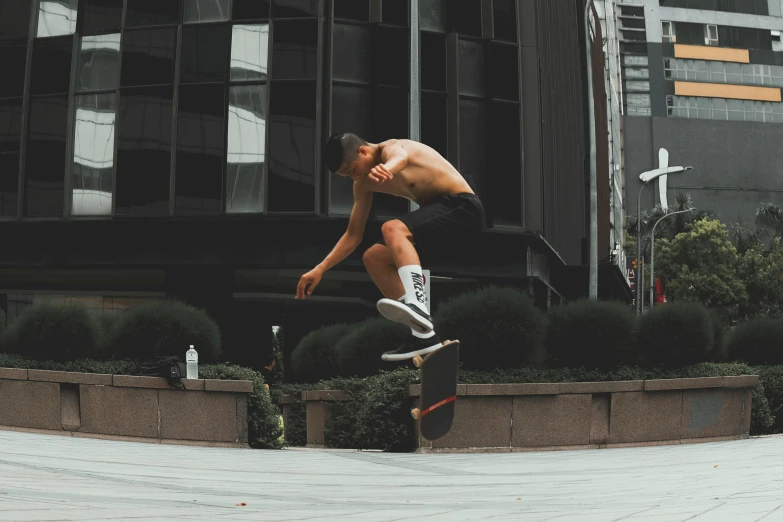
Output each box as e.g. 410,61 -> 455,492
636,302 -> 715,367
272,362 -> 779,452
291,323 -> 352,382
0,354 -> 283,449
1,302 -> 104,361
544,299 -> 636,369
726,317 -> 783,365
334,317 -> 410,377
433,286 -> 546,370
105,300 -> 222,363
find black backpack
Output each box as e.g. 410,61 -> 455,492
135,355 -> 187,389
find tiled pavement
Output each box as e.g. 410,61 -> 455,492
0,430 -> 781,521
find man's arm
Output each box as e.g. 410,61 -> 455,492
369,141 -> 409,184
296,183 -> 373,299
316,182 -> 372,271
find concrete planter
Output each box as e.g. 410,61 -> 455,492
407,376 -> 759,453
0,367 -> 252,447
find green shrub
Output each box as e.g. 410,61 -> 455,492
726,317 -> 783,365
2,302 -> 103,361
544,299 -> 636,369
636,302 -> 714,367
291,323 -> 352,382
0,353 -> 283,449
757,365 -> 783,434
199,363 -> 283,449
433,285 -> 546,370
708,309 -> 728,362
106,300 -> 222,362
335,317 -> 409,377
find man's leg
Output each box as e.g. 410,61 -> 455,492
362,244 -> 405,299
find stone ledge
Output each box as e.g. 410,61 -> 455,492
277,394 -> 297,405
408,377 -> 759,397
0,368 -> 27,381
302,390 -> 352,401
205,379 -> 253,393
0,426 -> 249,448
28,370 -> 112,386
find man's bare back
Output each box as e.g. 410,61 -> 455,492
351,139 -> 474,206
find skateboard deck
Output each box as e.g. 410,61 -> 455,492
410,340 -> 459,441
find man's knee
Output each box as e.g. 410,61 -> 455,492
362,244 -> 388,268
381,219 -> 410,241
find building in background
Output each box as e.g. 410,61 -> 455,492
0,0 -> 627,368
613,0 -> 783,233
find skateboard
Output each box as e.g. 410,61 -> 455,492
410,340 -> 460,441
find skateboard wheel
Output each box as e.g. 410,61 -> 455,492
412,355 -> 423,368
411,408 -> 421,420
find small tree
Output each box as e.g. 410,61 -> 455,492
656,218 -> 747,321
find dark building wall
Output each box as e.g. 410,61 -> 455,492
535,0 -> 588,265
624,115 -> 783,228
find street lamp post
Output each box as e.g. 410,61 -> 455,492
649,208 -> 696,309
635,166 -> 692,315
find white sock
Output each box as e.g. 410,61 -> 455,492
398,265 -> 428,312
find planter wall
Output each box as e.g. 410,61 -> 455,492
408,376 -> 759,453
0,368 -> 252,448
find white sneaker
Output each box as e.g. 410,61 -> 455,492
376,298 -> 433,334
381,334 -> 443,361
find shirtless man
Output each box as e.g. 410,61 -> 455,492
296,133 -> 485,361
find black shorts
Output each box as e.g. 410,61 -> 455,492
379,192 -> 485,264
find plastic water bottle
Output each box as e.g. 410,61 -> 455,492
186,345 -> 198,379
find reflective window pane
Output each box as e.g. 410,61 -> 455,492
36,0 -> 78,37
374,26 -> 407,87
183,0 -> 230,23
273,0 -> 318,18
176,83 -> 226,215
116,86 -> 173,216
420,0 -> 448,32
490,42 -> 518,101
0,98 -> 23,153
493,0 -> 516,42
180,24 -> 231,83
71,94 -> 115,216
458,39 -> 484,97
488,101 -> 521,225
0,40 -> 28,97
125,0 -> 180,27
31,36 -> 73,95
233,0 -> 270,20
421,32 -> 446,92
268,80 -> 315,212
421,91 -> 447,160
459,98 -> 485,198
332,23 -> 370,83
329,84 -> 370,216
120,28 -> 177,86
455,0 -> 481,37
0,152 -> 19,217
0,0 -> 34,40
334,0 -> 369,22
76,33 -> 120,92
80,0 -> 122,35
227,84 -> 267,213
272,20 -> 317,80
230,24 -> 269,81
382,0 -> 408,26
25,95 -> 68,217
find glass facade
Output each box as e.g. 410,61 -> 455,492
667,95 -> 783,122
0,0 -> 524,229
665,58 -> 783,88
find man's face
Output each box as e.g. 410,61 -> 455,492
337,146 -> 374,181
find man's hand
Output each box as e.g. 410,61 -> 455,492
296,267 -> 324,299
369,164 -> 393,184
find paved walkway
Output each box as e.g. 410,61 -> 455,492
0,431 -> 781,521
